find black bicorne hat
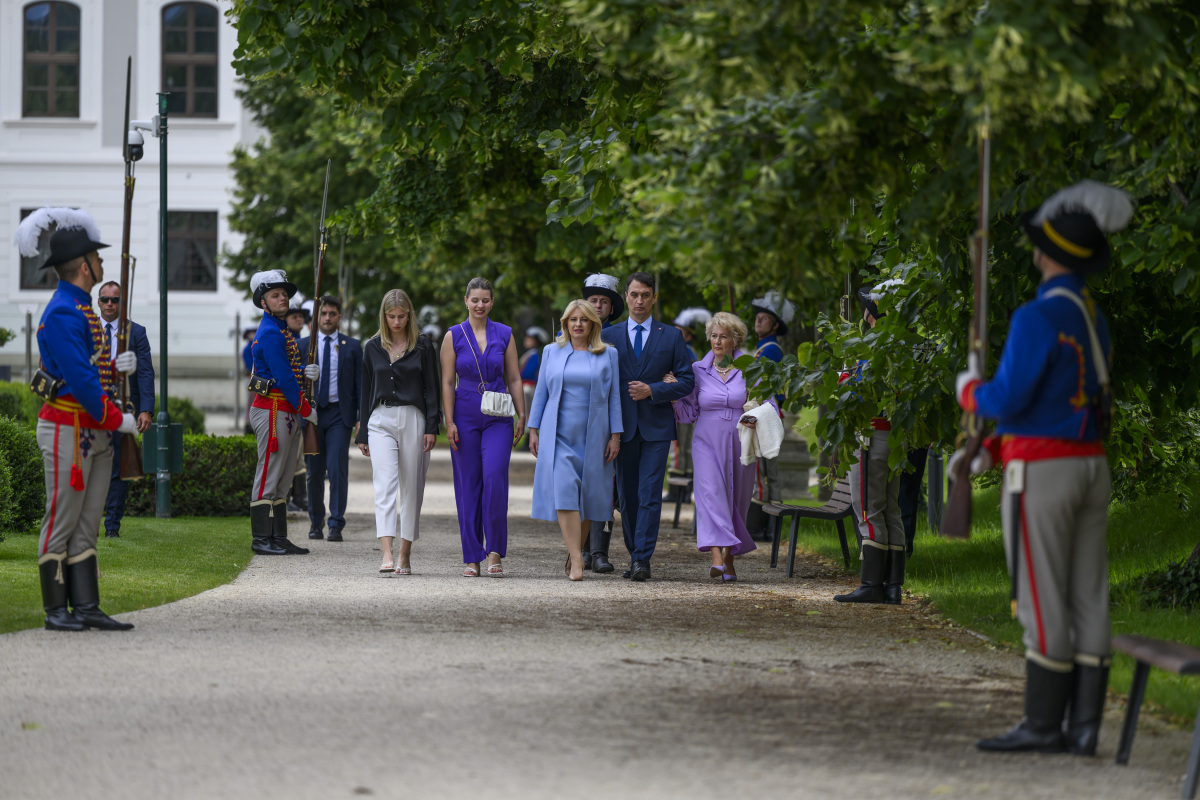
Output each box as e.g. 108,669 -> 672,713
582,273 -> 625,322
1022,180 -> 1134,275
43,228 -> 110,269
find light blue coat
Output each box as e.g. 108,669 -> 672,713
528,342 -> 623,522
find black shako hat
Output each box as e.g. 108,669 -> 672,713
582,273 -> 625,322
14,207 -> 108,269
1021,180 -> 1133,275
43,227 -> 110,269
250,269 -> 299,310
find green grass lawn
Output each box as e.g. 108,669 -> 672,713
785,482 -> 1200,723
0,517 -> 248,635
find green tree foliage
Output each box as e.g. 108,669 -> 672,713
230,1 -> 1200,520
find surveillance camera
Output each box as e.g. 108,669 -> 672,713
127,129 -> 144,162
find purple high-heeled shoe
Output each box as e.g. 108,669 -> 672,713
721,572 -> 738,582
709,565 -> 725,579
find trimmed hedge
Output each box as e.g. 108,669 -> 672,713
0,381 -> 43,428
154,395 -> 206,435
0,416 -> 45,535
0,453 -> 13,540
125,434 -> 257,517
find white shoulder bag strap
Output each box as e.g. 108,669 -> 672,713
1044,288 -> 1110,389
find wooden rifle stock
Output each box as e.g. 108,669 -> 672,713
117,56 -> 144,481
302,160 -> 332,456
940,430 -> 982,539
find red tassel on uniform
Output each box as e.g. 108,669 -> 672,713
70,464 -> 84,491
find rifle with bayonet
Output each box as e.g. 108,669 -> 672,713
940,111 -> 992,540
302,160 -> 332,456
116,56 -> 144,480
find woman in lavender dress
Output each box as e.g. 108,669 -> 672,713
440,277 -> 526,577
666,312 -> 769,581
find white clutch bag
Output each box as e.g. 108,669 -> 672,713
481,390 -> 515,418
462,323 -> 516,417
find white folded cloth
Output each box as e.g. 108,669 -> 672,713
738,403 -> 784,465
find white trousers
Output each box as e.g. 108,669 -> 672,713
368,404 -> 430,541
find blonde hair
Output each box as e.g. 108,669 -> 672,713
706,311 -> 748,350
377,289 -> 418,355
555,299 -> 608,355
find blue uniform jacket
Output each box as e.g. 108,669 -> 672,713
37,281 -> 120,426
298,334 -> 363,429
251,313 -> 305,410
754,334 -> 784,363
601,319 -> 695,442
973,274 -> 1111,441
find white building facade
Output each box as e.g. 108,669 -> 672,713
0,0 -> 262,395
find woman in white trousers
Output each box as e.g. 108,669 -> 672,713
357,289 -> 441,574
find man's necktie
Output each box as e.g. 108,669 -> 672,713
318,336 -> 332,406
105,323 -> 114,358
634,324 -> 644,359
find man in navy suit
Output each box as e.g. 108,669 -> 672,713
97,281 -> 155,538
299,296 -> 362,542
601,272 -> 695,581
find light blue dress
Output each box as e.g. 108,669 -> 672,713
528,343 -> 623,522
552,351 -> 591,511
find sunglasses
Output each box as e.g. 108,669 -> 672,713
98,297 -> 120,304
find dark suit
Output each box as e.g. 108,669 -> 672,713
299,332 -> 363,535
601,319 -> 695,564
105,320 -> 155,535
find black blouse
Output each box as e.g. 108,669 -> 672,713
356,335 -> 442,442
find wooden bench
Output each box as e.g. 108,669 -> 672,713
763,476 -> 854,578
668,475 -> 693,530
1112,633 -> 1200,799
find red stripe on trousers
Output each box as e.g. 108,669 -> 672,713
861,449 -> 875,541
1019,495 -> 1048,654
256,447 -> 271,501
42,424 -> 61,555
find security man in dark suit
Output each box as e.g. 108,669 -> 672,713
299,296 -> 363,541
96,281 -> 155,537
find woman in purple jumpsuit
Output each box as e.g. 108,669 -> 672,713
667,312 -> 769,582
440,277 -> 526,577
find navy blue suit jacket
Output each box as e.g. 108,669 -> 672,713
112,320 -> 155,415
601,319 -> 695,442
299,333 -> 363,429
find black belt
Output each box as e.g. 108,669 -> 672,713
379,399 -> 402,407
318,401 -> 340,409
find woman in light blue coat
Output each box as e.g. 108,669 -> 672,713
528,300 -> 622,580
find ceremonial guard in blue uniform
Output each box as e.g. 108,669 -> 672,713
16,208 -> 139,631
834,283 -> 906,605
247,270 -> 320,556
746,291 -> 794,538
955,181 -> 1131,755
582,273 -> 625,572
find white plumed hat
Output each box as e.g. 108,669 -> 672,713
673,307 -> 712,329
750,290 -> 796,335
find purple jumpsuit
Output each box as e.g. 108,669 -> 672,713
450,320 -> 514,563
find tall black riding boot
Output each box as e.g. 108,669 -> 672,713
38,555 -> 85,631
884,549 -> 906,605
67,553 -> 134,631
251,502 -> 286,555
272,500 -> 309,555
1065,662 -> 1110,756
582,529 -> 593,571
591,521 -> 615,574
287,474 -> 309,513
834,546 -> 887,603
977,660 -> 1071,753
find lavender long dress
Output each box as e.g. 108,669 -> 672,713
672,350 -> 760,556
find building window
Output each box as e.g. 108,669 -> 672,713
22,2 -> 81,117
18,208 -> 58,290
167,211 -> 218,291
162,3 -> 218,117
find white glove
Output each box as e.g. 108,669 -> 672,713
114,351 -> 137,374
305,410 -> 318,425
947,446 -> 993,477
118,414 -> 137,435
304,363 -> 320,380
955,352 -> 982,403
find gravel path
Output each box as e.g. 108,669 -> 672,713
0,449 -> 1193,799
